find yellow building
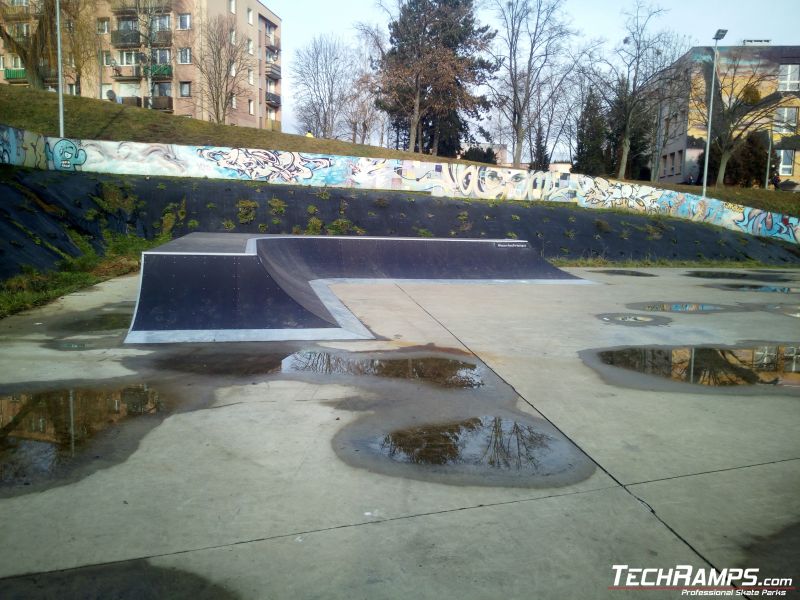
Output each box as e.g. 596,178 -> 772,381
0,0 -> 282,130
654,43 -> 799,190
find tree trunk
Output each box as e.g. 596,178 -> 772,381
408,82 -> 420,153
617,135 -> 631,180
513,121 -> 524,168
716,150 -> 732,188
431,123 -> 440,156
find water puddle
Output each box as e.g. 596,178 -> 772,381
592,269 -> 656,277
595,344 -> 800,388
753,304 -> 800,319
56,312 -> 133,333
0,384 -> 164,488
335,412 -> 595,487
626,301 -> 741,313
686,271 -> 792,282
596,313 -> 671,327
704,284 -> 800,294
282,352 -> 484,388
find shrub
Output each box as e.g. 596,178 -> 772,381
237,200 -> 259,224
268,197 -> 287,215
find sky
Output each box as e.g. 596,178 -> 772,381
264,0 -> 799,135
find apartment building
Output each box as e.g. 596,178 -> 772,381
0,0 -> 282,130
654,43 -> 799,188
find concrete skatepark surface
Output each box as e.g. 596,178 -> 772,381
0,259 -> 798,598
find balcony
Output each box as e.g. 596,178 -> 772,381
266,63 -> 281,80
147,64 -> 172,79
4,68 -> 27,82
111,29 -> 140,48
4,4 -> 39,20
111,0 -> 171,13
265,35 -> 280,51
112,65 -> 142,80
146,96 -> 173,111
150,30 -> 172,46
121,96 -> 142,107
265,92 -> 281,107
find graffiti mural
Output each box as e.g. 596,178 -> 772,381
0,123 -> 797,245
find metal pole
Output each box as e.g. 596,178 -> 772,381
55,0 -> 65,137
68,389 -> 75,456
701,39 -> 719,200
764,127 -> 773,189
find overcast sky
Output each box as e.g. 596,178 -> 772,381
264,0 -> 799,135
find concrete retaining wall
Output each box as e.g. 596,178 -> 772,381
1,124 -> 797,245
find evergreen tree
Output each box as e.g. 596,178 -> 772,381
530,120 -> 550,171
573,90 -> 607,176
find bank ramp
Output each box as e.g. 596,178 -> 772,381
125,233 -> 587,343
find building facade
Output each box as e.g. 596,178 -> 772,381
654,43 -> 799,189
0,0 -> 282,130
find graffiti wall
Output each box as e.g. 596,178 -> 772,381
1,123 -> 797,245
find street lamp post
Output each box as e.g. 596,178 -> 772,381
55,0 -> 65,138
764,127 -> 773,189
701,28 -> 727,199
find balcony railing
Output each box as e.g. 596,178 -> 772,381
265,35 -> 280,50
4,4 -> 39,20
121,96 -> 142,107
4,68 -> 27,81
112,65 -> 142,80
111,0 -> 171,13
150,30 -> 172,46
265,92 -> 281,107
147,64 -> 172,79
266,63 -> 281,80
111,29 -> 140,47
146,96 -> 173,111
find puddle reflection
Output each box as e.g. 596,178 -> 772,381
599,345 -> 800,387
283,352 -> 484,388
706,284 -> 800,293
686,271 -> 791,282
0,385 -> 161,485
379,417 -> 552,469
627,302 -> 734,313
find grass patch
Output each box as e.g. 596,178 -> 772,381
0,232 -> 163,318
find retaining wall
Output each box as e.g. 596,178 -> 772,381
1,124 -> 797,245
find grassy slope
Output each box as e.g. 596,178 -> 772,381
0,85 -> 477,163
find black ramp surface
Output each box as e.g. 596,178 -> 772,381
256,237 -> 575,324
132,254 -> 336,331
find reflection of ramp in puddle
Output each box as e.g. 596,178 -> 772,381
126,233 -> 590,343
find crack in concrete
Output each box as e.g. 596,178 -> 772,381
625,457 -> 800,488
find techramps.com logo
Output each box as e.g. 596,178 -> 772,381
609,564 -> 795,596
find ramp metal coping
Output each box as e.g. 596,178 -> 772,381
125,236 -> 593,344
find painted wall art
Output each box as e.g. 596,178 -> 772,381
1,123 -> 797,245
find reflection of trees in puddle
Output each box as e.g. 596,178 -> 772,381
599,346 -> 800,387
380,417 -> 552,470
283,352 -> 483,388
0,386 -> 161,483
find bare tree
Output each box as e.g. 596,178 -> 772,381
690,47 -> 799,186
291,34 -> 353,138
193,14 -> 254,124
63,0 -> 99,96
582,1 -> 687,180
0,0 -> 60,88
340,71 -> 381,144
490,0 -> 573,167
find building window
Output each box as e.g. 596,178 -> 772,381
119,51 -> 138,65
151,15 -> 170,32
97,18 -> 109,34
266,50 -> 277,64
231,95 -> 237,109
775,107 -> 798,134
247,8 -> 253,25
268,108 -> 276,120
248,99 -> 254,115
154,82 -> 171,96
118,18 -> 138,31
247,38 -> 253,54
180,81 -> 191,97
67,83 -> 77,95
0,56 -> 4,70
103,51 -> 112,66
778,65 -> 800,91
248,68 -> 253,85
230,29 -> 236,44
177,13 -> 191,30
229,0 -> 236,14
779,149 -> 795,176
178,47 -> 192,64
152,48 -> 170,64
